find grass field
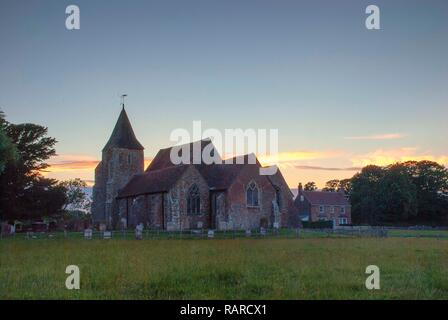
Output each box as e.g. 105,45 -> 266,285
1,237 -> 448,299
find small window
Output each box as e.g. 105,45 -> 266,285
187,184 -> 201,215
319,205 -> 324,213
340,206 -> 345,214
246,182 -> 260,207
339,218 -> 348,225
300,195 -> 304,202
330,206 -> 335,214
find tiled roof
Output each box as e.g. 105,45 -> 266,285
146,139 -> 220,171
103,108 -> 144,151
195,163 -> 246,190
117,165 -> 189,198
301,191 -> 350,206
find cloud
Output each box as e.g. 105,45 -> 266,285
344,133 -> 406,141
45,155 -> 154,173
351,147 -> 448,167
257,150 -> 343,166
44,154 -> 99,173
295,165 -> 362,171
42,154 -> 154,186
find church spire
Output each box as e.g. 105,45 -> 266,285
102,97 -> 144,151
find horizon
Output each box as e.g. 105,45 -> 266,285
1,0 -> 447,188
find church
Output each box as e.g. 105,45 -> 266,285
92,107 -> 300,230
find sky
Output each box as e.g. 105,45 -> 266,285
1,0 -> 447,188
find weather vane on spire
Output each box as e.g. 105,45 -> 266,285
120,94 -> 128,109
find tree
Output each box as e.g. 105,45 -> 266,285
304,181 -> 317,191
322,179 -> 340,192
377,164 -> 417,223
0,114 -> 59,221
20,177 -> 67,220
338,179 -> 352,195
401,161 -> 448,224
350,161 -> 448,226
59,178 -> 91,212
350,165 -> 384,225
0,110 -> 17,174
5,122 -> 56,174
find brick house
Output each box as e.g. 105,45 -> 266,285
294,183 -> 351,226
92,107 -> 300,230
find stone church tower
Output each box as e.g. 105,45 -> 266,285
92,106 -> 144,228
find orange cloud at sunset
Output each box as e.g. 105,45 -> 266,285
45,155 -> 99,172
257,150 -> 353,189
257,150 -> 343,166
42,154 -> 99,186
350,147 -> 448,167
42,155 -> 154,186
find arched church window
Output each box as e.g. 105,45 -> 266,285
187,184 -> 201,215
246,181 -> 260,207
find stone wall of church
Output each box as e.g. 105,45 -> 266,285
165,166 -> 210,231
269,175 -> 301,228
117,193 -> 165,229
112,163 -> 299,231
213,191 -> 227,230
101,147 -> 144,228
220,165 -> 277,230
92,161 -> 106,223
148,194 -> 164,229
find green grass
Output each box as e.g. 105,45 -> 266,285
388,229 -> 448,238
1,237 -> 448,299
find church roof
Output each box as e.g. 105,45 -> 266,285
195,163 -> 246,190
118,161 -> 254,198
117,165 -> 190,198
146,139 -> 220,172
103,107 -> 144,151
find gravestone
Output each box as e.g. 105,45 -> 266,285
245,229 -> 251,237
120,218 -> 127,230
135,223 -> 144,240
207,230 -> 215,239
260,227 -> 266,236
99,223 -> 106,232
84,228 -> 93,240
103,231 -> 112,239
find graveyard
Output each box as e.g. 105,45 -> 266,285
1,236 -> 447,299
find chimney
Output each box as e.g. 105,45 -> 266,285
298,183 -> 303,196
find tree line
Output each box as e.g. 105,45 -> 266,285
0,110 -> 90,223
303,161 -> 448,226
